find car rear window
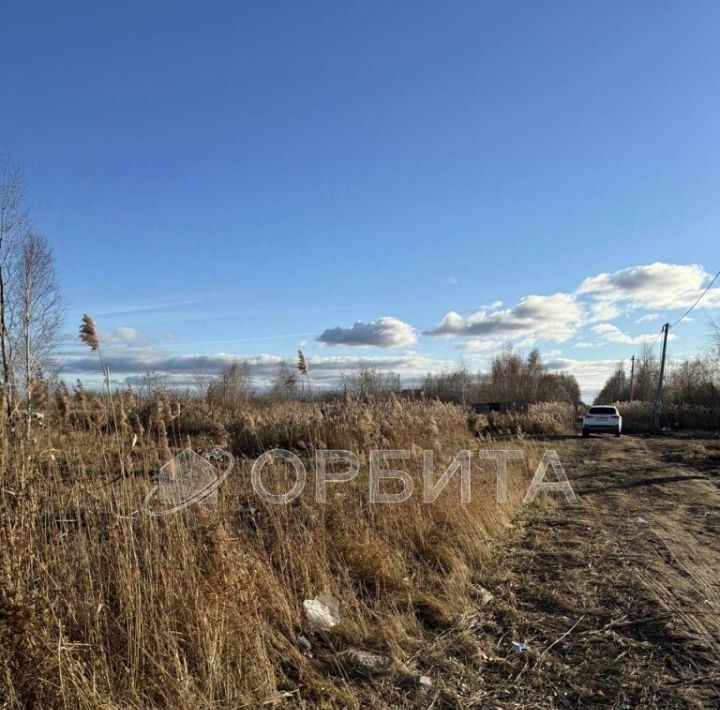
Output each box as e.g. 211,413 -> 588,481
589,406 -> 617,415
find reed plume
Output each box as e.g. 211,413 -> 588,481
55,383 -> 70,424
79,314 -> 100,351
297,349 -> 311,400
297,350 -> 308,376
78,314 -> 125,479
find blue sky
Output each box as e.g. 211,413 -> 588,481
2,1 -> 719,399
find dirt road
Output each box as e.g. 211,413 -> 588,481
430,435 -> 720,708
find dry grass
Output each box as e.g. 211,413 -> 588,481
617,400 -> 720,433
0,395 -> 552,708
468,401 -> 578,438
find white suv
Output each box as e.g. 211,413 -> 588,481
582,405 -> 622,438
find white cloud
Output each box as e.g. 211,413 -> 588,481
577,262 -> 715,310
635,313 -> 659,323
544,357 -> 625,396
425,263 -> 718,354
109,326 -> 139,342
317,317 -> 417,347
421,262 -> 718,364
448,276 -> 458,285
61,325 -> 159,354
301,352 -> 449,383
591,323 -> 675,346
425,293 -> 582,342
62,349 -> 451,389
586,300 -> 622,323
455,338 -> 506,352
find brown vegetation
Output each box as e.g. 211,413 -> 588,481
595,341 -> 720,431
0,393 -> 557,707
423,349 -> 581,406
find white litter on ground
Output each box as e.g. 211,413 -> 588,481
303,594 -> 339,631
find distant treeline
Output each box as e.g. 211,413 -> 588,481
421,349 -> 581,405
198,348 -> 582,407
595,339 -> 720,408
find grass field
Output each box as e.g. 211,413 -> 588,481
0,395 -> 550,707
3,394 -> 717,707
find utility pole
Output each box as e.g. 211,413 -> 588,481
653,324 -> 670,431
629,355 -> 635,401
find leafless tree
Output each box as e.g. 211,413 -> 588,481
342,368 -> 401,400
138,368 -> 166,399
191,356 -> 214,398
423,362 -> 474,403
422,349 -> 581,406
207,361 -> 252,405
9,233 -> 64,432
710,318 -> 720,362
0,156 -> 28,414
269,361 -> 298,400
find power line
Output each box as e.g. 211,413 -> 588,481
647,326 -> 665,357
670,268 -> 720,328
597,268 -> 718,408
650,269 -> 719,424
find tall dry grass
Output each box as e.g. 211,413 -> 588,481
616,400 -> 720,433
0,395 -> 548,707
467,401 -> 578,438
